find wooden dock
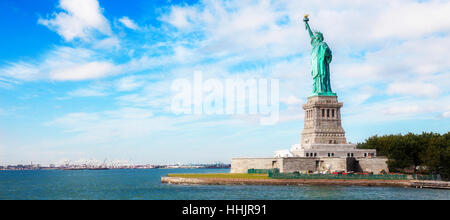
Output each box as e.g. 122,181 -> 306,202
410,180 -> 450,189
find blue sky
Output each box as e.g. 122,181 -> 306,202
0,0 -> 449,165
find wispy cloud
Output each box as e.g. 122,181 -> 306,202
118,16 -> 140,30
280,95 -> 303,105
68,83 -> 109,97
387,82 -> 440,98
115,75 -> 146,92
0,47 -> 120,81
442,111 -> 450,118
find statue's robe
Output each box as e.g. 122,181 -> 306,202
311,41 -> 332,94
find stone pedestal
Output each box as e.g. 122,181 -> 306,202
231,95 -> 386,174
290,95 -> 376,158
301,96 -> 346,145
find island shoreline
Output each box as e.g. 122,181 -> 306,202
161,177 -> 450,189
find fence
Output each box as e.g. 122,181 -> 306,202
412,174 -> 446,181
247,168 -> 279,174
268,172 -> 408,180
248,169 -> 415,180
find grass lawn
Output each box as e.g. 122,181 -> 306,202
167,173 -> 270,179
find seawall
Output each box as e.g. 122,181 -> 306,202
161,177 -> 450,189
162,176 -> 411,187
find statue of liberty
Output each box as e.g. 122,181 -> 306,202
303,15 -> 336,96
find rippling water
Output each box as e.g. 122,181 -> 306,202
0,169 -> 448,200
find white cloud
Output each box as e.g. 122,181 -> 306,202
38,0 -> 111,41
442,111 -> 450,118
0,62 -> 41,81
368,36 -> 450,76
68,84 -> 109,97
343,96 -> 450,124
387,82 -> 440,98
162,6 -> 198,29
93,37 -> 121,49
119,16 -> 139,30
0,47 -> 119,81
161,0 -> 450,59
0,77 -> 17,89
68,88 -> 107,97
332,35 -> 450,95
116,80 -> 173,111
51,61 -> 116,81
382,105 -> 422,115
115,75 -> 145,92
284,0 -> 450,47
162,1 -> 307,58
278,113 -> 304,123
371,1 -> 450,40
280,95 -> 303,105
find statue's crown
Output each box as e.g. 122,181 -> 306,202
314,31 -> 323,39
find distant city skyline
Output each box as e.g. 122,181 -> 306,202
0,158 -> 231,167
0,0 -> 449,165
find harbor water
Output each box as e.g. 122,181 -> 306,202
0,169 -> 448,200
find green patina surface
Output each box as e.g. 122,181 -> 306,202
304,15 -> 336,97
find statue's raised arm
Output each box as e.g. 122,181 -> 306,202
303,15 -> 314,39
302,15 -> 336,97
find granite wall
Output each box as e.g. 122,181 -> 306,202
357,157 -> 389,174
231,157 -> 389,174
230,158 -> 280,173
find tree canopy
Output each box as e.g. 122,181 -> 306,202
357,132 -> 450,180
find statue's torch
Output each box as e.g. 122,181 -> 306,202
303,14 -> 309,23
303,14 -> 310,31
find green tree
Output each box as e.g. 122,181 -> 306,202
357,132 -> 449,176
420,143 -> 442,173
